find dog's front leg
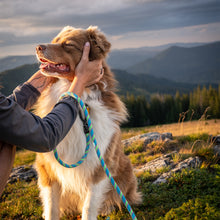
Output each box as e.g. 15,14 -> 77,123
82,178 -> 110,220
41,182 -> 61,220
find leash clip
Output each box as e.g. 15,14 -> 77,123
79,104 -> 90,134
83,120 -> 90,134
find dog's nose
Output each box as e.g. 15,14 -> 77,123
36,45 -> 46,51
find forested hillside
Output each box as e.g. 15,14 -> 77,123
1,42 -> 219,128
0,55 -> 37,72
122,85 -> 220,127
1,64 -> 219,127
0,64 -> 39,95
114,69 -> 197,98
0,42 -> 202,72
0,65 -> 198,97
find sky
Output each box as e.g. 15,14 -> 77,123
0,0 -> 220,57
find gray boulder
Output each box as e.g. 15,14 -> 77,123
134,151 -> 176,173
153,156 -> 201,184
7,165 -> 37,183
123,132 -> 173,148
134,152 -> 202,184
210,135 -> 220,145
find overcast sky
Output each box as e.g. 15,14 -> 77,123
0,0 -> 220,57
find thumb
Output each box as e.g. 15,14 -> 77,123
81,42 -> 90,61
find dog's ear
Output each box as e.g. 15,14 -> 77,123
87,26 -> 111,60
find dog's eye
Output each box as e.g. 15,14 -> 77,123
63,43 -> 81,52
63,43 -> 74,47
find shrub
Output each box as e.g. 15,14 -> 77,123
177,133 -> 209,144
128,152 -> 148,165
124,140 -> 145,155
164,198 -> 220,220
138,165 -> 220,219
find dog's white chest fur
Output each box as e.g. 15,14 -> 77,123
38,79 -> 118,197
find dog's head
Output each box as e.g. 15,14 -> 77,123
36,26 -> 111,81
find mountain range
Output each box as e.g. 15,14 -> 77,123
0,55 -> 38,73
0,63 -> 39,95
0,41 -> 219,97
0,63 -> 197,98
107,42 -> 204,69
0,42 -> 206,72
128,42 -> 220,84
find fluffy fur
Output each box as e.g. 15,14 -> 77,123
34,26 -> 142,220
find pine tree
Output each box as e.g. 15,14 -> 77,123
164,95 -> 175,123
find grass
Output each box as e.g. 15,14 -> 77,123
122,119 -> 220,140
0,180 -> 42,220
0,119 -> 220,219
13,149 -> 36,167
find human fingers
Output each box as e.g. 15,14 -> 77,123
86,67 -> 104,87
81,42 -> 90,62
92,59 -> 103,74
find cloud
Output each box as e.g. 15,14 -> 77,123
108,22 -> 220,49
1,0 -> 219,33
0,0 -> 132,18
0,0 -> 219,56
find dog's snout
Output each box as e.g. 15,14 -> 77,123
36,45 -> 46,51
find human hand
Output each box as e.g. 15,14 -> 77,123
75,42 -> 103,87
68,42 -> 104,96
27,70 -> 54,93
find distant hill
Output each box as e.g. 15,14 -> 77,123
127,42 -> 220,84
0,42 -> 217,97
107,42 -> 206,69
113,69 -> 197,99
0,55 -> 37,73
0,64 -> 39,95
0,63 -> 201,98
0,42 -> 206,72
0,50 -> 157,73
107,49 -> 158,69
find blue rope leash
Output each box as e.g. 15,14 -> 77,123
53,91 -> 138,220
54,133 -> 90,168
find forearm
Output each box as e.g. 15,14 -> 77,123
8,71 -> 53,110
0,94 -> 78,152
68,77 -> 85,97
9,83 -> 40,110
26,70 -> 53,94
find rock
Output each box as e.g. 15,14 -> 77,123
143,132 -> 162,146
153,156 -> 202,184
7,165 -> 37,183
209,135 -> 220,156
162,132 -> 173,141
153,172 -> 171,184
134,151 -> 202,184
210,135 -> 220,145
122,132 -> 173,149
134,151 -> 177,173
143,132 -> 173,147
213,145 -> 220,156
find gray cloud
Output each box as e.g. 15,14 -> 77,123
0,0 -> 219,56
97,0 -> 220,34
1,0 -> 219,31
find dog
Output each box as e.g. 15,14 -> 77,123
34,26 -> 142,220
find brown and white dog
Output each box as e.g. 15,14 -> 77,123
34,26 -> 142,220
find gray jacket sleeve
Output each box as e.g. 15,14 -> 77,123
8,83 -> 41,110
0,84 -> 79,152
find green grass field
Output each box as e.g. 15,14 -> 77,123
0,120 -> 220,219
